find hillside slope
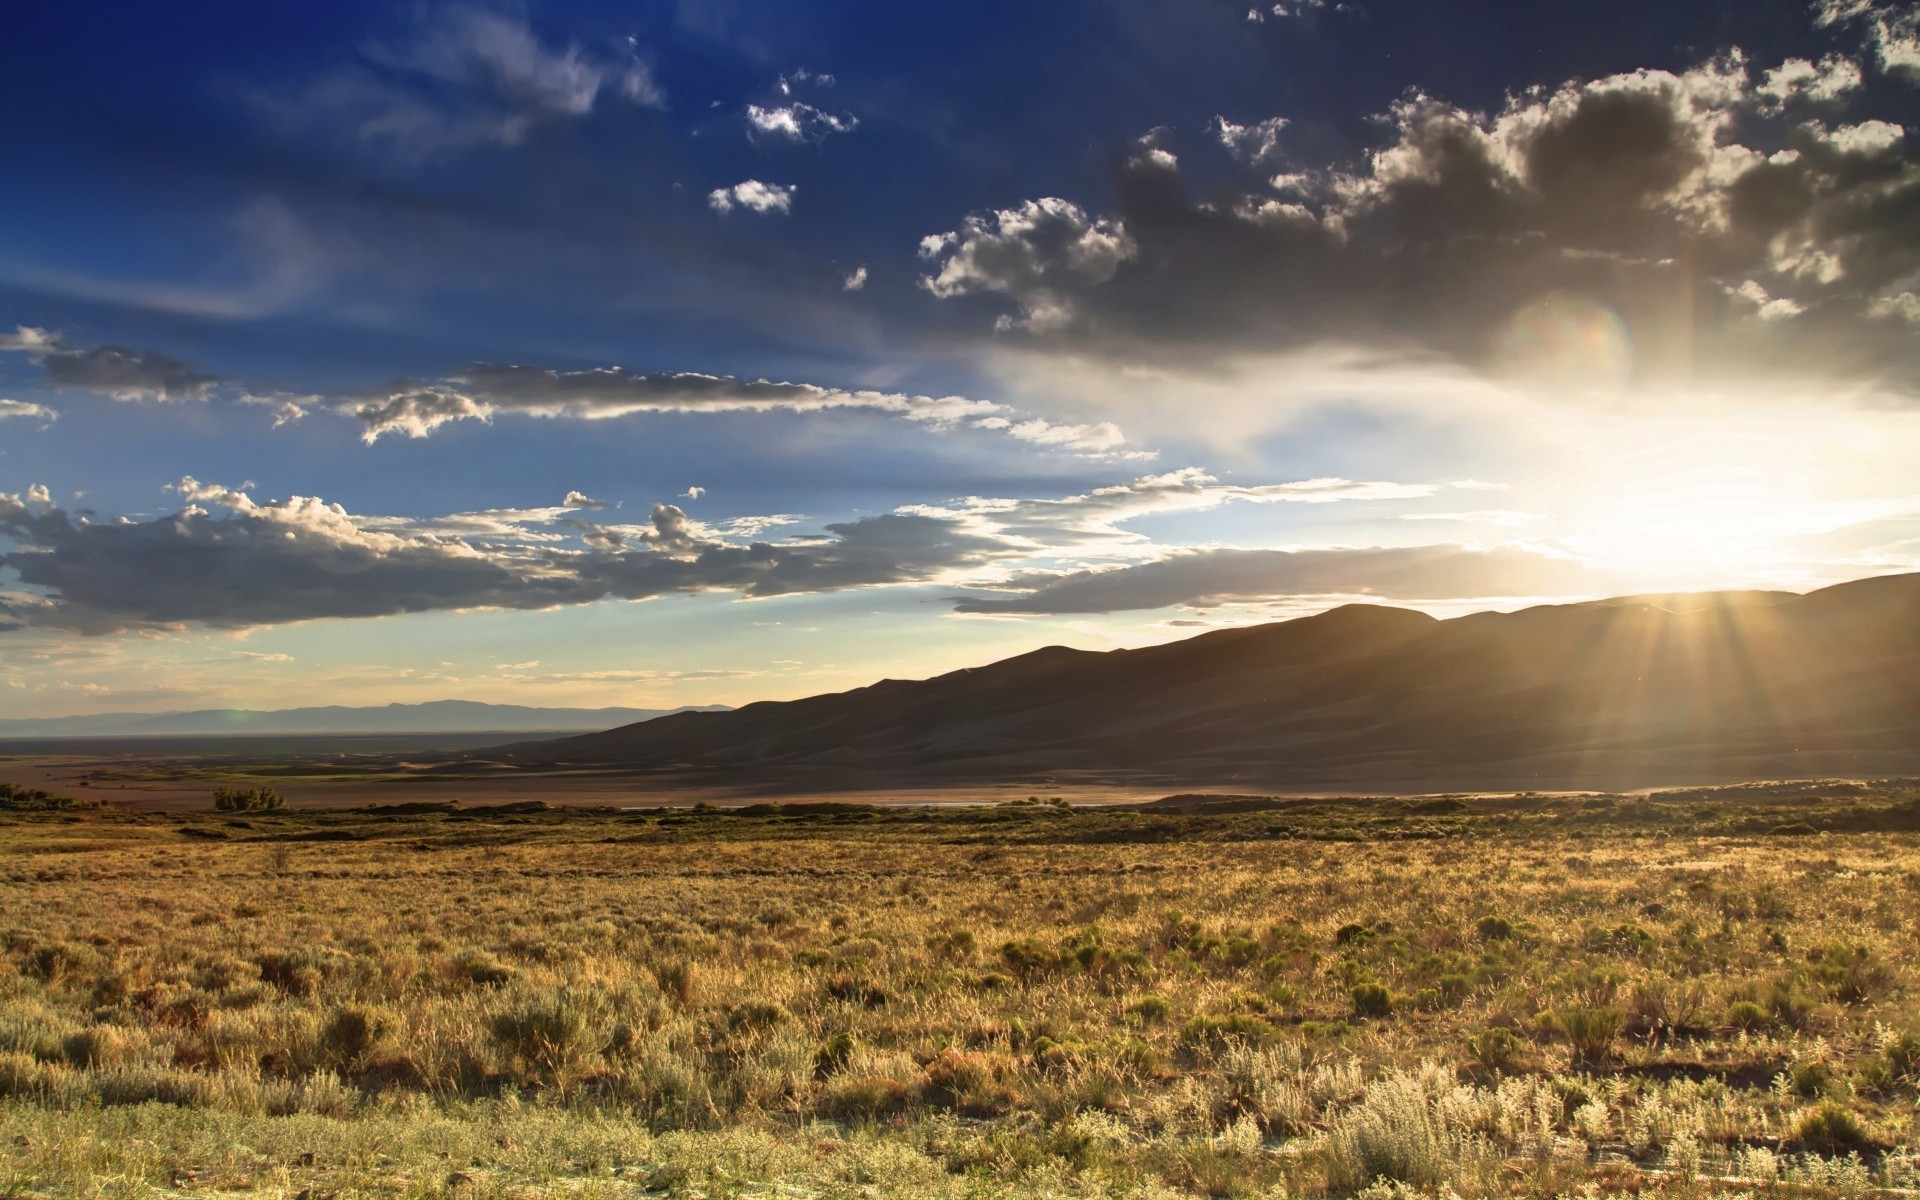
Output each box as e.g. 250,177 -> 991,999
498,574 -> 1920,788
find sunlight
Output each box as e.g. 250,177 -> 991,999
1544,404 -> 1920,590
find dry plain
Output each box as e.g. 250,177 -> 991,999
4,781 -> 1920,1198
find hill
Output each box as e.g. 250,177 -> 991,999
0,700 -> 730,739
496,574 -> 1920,789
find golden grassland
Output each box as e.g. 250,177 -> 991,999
5,783 -> 1920,1198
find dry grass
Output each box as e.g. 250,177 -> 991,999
3,784 -> 1920,1197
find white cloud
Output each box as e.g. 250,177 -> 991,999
745,102 -> 857,142
1815,0 -> 1920,79
1757,54 -> 1863,110
341,360 -> 1146,458
708,180 -> 795,215
0,400 -> 54,423
918,197 -> 1134,331
1212,115 -> 1290,164
0,327 -> 59,356
562,490 -> 604,509
843,265 -> 868,291
683,486 -> 706,499
1733,279 -> 1805,321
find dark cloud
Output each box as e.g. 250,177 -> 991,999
952,545 -> 1607,614
40,345 -> 220,402
0,328 -> 220,402
0,488 -> 1008,634
920,56 -> 1920,390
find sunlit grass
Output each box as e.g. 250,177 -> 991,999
2,783 -> 1919,1197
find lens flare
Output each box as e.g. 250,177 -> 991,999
1490,292 -> 1633,392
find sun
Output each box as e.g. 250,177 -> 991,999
1545,410 -> 1905,590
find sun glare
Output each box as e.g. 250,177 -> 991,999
1547,408 -> 1912,590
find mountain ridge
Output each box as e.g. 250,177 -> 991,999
496,573 -> 1920,790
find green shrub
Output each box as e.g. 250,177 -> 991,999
1351,982 -> 1393,1018
1470,1027 -> 1522,1071
1474,915 -> 1515,942
0,783 -> 95,812
1792,1099 -> 1872,1154
1178,1014 -> 1276,1052
1127,995 -> 1171,1024
211,786 -> 286,813
1725,1000 -> 1770,1031
813,1032 -> 856,1077
1551,1005 -> 1623,1068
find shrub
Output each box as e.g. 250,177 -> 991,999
1128,995 -> 1171,1024
211,786 -> 286,813
813,1032 -> 857,1077
819,1073 -> 912,1120
920,1048 -> 1009,1114
1808,944 -> 1891,1005
1792,1099 -> 1872,1154
1725,1000 -> 1770,1031
455,949 -> 514,988
1351,982 -> 1394,1018
318,1005 -> 384,1071
0,783 -> 94,812
1551,1005 -> 1623,1068
255,950 -> 325,997
488,993 -> 596,1089
1470,1027 -> 1522,1072
1178,1014 -> 1276,1053
1323,1069 -> 1502,1193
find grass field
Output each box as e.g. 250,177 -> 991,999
5,782 -> 1920,1198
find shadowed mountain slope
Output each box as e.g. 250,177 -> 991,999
499,574 -> 1920,788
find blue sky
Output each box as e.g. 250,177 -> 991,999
3,0 -> 1919,716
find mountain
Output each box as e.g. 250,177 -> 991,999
0,700 -> 730,738
497,574 -> 1920,790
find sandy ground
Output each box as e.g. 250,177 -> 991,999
7,735 -> 1896,813
0,743 -> 1186,811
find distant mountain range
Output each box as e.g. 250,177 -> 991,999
498,573 -> 1920,790
0,700 -> 730,738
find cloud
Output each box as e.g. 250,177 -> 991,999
683,486 -> 706,499
951,544 -> 1602,614
0,482 -> 1010,634
919,198 -> 1134,331
0,327 -> 59,355
1212,115 -> 1290,164
272,4 -> 662,158
1757,55 -> 1863,111
907,468 -> 1439,553
0,468 -> 1450,633
1815,1 -> 1920,80
746,102 -> 857,142
346,364 -> 991,439
562,490 -> 604,509
709,180 -> 795,215
339,360 -> 1147,457
0,400 -> 54,423
843,265 -> 868,291
0,328 -> 220,402
917,51 -> 1920,393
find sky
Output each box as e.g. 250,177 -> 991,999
2,0 -> 1919,717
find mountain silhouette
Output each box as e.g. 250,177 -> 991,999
498,574 -> 1920,790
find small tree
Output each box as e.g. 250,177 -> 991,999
212,786 -> 286,813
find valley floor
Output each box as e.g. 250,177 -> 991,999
4,783 -> 1920,1198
